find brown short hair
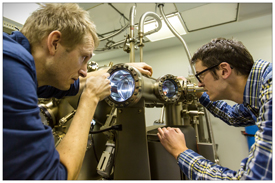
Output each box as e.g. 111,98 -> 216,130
191,38 -> 254,78
21,3 -> 99,50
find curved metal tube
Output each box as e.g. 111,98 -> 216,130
130,6 -> 136,36
138,12 -> 162,62
158,4 -> 196,76
138,12 -> 162,37
99,23 -> 129,42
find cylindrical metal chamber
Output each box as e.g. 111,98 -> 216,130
105,63 -> 182,107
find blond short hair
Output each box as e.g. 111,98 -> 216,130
21,3 -> 99,50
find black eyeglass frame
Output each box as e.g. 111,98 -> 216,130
195,62 -> 234,83
195,63 -> 221,83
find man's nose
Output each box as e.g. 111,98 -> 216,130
79,65 -> 88,77
198,82 -> 204,87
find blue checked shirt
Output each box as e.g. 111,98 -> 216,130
178,59 -> 272,180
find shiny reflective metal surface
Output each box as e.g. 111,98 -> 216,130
109,70 -> 135,102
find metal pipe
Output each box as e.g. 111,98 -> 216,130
193,116 -> 200,143
59,110 -> 76,126
160,106 -> 165,123
106,39 -> 125,48
99,23 -> 129,42
203,107 -> 219,164
204,108 -> 214,144
129,6 -> 136,63
138,12 -> 162,37
138,11 -> 162,63
139,46 -> 143,62
165,102 -> 182,126
158,4 -> 196,76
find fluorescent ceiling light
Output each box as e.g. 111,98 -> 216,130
141,13 -> 187,42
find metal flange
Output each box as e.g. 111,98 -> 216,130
105,64 -> 143,107
154,74 -> 182,103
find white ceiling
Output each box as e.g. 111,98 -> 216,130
77,3 -> 271,61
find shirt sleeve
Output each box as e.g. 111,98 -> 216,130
199,92 -> 255,127
177,75 -> 272,180
3,54 -> 68,180
178,149 -> 242,180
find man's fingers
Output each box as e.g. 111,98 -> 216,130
157,132 -> 161,139
102,72 -> 110,79
174,128 -> 182,133
143,65 -> 153,76
157,127 -> 164,136
144,70 -> 152,77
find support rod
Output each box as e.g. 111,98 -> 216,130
129,6 -> 136,63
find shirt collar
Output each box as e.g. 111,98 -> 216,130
9,31 -> 31,54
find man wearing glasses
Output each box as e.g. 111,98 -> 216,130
157,38 -> 272,180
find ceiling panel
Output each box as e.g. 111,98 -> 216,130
86,4 -> 124,34
174,3 -> 207,12
181,3 -> 238,32
77,3 -> 102,11
238,3 -> 272,20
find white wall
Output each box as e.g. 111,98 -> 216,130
94,27 -> 272,171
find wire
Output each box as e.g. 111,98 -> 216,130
112,130 -> 119,178
90,124 -> 99,163
89,125 -> 122,134
89,124 -> 122,177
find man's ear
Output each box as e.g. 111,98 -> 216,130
220,62 -> 232,79
47,30 -> 62,55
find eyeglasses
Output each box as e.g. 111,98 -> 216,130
195,63 -> 220,83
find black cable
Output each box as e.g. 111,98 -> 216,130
89,125 -> 122,134
112,131 -> 118,178
108,3 -> 129,22
90,124 -> 99,163
90,124 -> 122,164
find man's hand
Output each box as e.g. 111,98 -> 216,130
82,72 -> 111,103
177,76 -> 187,82
157,127 -> 188,159
126,62 -> 153,77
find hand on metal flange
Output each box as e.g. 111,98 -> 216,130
177,76 -> 187,82
126,62 -> 153,77
157,127 -> 188,159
